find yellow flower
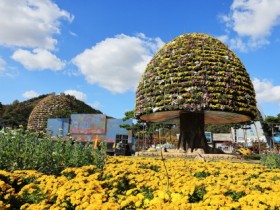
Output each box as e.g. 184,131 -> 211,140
120,200 -> 129,208
136,192 -> 144,200
1,156 -> 280,209
171,192 -> 183,203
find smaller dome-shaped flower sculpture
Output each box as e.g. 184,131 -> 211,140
28,93 -> 101,132
135,33 -> 257,153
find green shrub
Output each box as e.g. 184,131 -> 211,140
189,185 -> 206,203
243,154 -> 261,160
194,171 -> 211,179
92,140 -> 108,170
224,190 -> 246,202
0,127 -> 107,175
260,153 -> 280,169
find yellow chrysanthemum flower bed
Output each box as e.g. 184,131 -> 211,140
1,157 -> 280,209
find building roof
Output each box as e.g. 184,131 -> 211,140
213,133 -> 232,142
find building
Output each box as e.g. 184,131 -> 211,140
47,114 -> 133,155
211,133 -> 233,153
231,121 -> 267,147
209,121 -> 268,153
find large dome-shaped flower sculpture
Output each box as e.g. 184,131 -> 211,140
135,33 -> 257,153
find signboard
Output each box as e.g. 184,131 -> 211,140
205,132 -> 213,143
106,118 -> 133,143
47,118 -> 70,136
212,133 -> 232,142
70,114 -> 106,134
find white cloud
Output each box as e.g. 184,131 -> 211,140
90,101 -> 101,109
0,57 -> 5,71
72,33 -> 164,94
221,0 -> 280,50
22,90 -> 40,99
11,48 -> 65,71
217,35 -> 247,52
64,90 -> 87,102
253,78 -> 280,104
230,0 -> 280,38
69,31 -> 78,37
0,57 -> 19,78
0,0 -> 73,50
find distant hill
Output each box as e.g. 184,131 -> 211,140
0,93 -> 102,129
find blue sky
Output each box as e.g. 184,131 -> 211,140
0,0 -> 280,119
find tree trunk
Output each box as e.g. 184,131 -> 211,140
177,112 -> 223,154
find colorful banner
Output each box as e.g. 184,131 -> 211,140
70,114 -> 106,134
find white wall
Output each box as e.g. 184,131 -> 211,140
231,121 -> 267,147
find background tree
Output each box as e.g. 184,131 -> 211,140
205,124 -> 232,133
0,102 -> 3,128
265,115 -> 280,125
121,110 -> 159,146
264,114 -> 280,137
121,110 -> 178,148
0,94 -> 50,129
135,33 -> 257,154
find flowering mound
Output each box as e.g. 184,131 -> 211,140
1,157 -> 280,209
135,33 -> 257,121
27,93 -> 101,132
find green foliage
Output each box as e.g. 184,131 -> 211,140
260,153 -> 280,169
194,171 -> 211,179
121,110 -> 179,148
0,94 -> 50,128
0,127 -> 107,175
120,110 -> 161,140
265,115 -> 280,125
205,124 -> 232,133
224,190 -> 246,201
189,185 -> 206,203
263,114 -> 280,137
142,187 -> 154,200
243,154 -> 261,160
139,163 -> 160,172
120,110 -> 144,135
122,110 -> 135,121
92,140 -> 108,170
244,173 -> 259,181
20,185 -> 45,204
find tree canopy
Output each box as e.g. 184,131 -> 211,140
263,114 -> 280,137
265,114 -> 280,125
0,94 -> 50,129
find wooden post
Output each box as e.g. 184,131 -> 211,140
94,135 -> 99,149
